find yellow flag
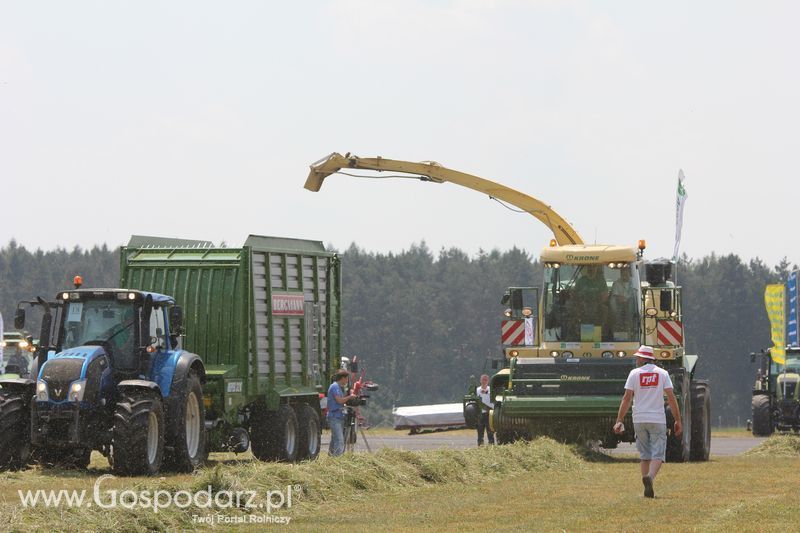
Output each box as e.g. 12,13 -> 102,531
765,284 -> 786,364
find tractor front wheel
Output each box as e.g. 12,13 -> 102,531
751,395 -> 773,437
112,389 -> 165,476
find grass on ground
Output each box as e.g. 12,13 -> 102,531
0,436 -> 797,532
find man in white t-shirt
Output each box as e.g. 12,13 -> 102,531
476,374 -> 495,446
613,345 -> 682,498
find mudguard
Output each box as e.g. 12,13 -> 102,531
0,378 -> 36,393
118,379 -> 161,394
164,352 -> 205,422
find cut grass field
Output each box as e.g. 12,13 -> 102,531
0,436 -> 797,532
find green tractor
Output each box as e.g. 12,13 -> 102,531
750,347 -> 800,436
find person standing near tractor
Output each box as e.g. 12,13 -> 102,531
613,345 -> 682,498
476,374 -> 495,446
327,369 -> 357,457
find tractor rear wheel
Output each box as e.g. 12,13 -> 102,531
295,404 -> 321,461
690,381 -> 711,461
163,371 -> 207,472
751,395 -> 773,437
0,390 -> 31,471
112,389 -> 165,476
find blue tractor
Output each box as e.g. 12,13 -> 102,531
0,281 -> 207,475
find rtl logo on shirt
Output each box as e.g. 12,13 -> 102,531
639,373 -> 659,387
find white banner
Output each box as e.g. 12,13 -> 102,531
672,169 -> 688,261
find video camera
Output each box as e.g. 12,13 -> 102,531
342,356 -> 379,406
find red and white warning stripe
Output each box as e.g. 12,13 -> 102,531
501,320 -> 526,345
657,320 -> 684,346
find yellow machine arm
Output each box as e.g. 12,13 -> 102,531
305,152 -> 584,246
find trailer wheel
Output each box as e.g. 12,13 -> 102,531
295,404 -> 321,461
690,382 -> 711,461
0,390 -> 31,471
250,404 -> 274,461
163,371 -> 207,472
751,395 -> 773,437
112,389 -> 165,476
496,429 -> 516,445
250,404 -> 298,462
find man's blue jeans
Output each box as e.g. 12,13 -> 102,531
328,416 -> 345,456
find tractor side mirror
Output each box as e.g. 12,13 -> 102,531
169,305 -> 184,334
39,310 -> 52,350
491,359 -> 502,370
500,292 -> 510,306
14,308 -> 25,329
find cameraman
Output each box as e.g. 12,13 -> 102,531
327,369 -> 357,456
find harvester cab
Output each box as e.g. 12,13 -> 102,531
751,347 -> 800,436
0,283 -> 206,475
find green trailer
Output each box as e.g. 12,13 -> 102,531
120,235 -> 341,462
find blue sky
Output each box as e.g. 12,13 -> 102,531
1,1 -> 798,267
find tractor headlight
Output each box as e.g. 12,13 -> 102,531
36,380 -> 49,401
602,351 -> 614,359
562,351 -> 574,358
69,380 -> 87,402
18,340 -> 29,349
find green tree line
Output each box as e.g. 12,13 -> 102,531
0,240 -> 794,427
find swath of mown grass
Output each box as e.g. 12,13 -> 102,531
0,438 -> 585,531
743,434 -> 800,457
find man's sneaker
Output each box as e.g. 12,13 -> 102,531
642,476 -> 655,498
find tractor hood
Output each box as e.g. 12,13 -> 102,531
38,346 -> 107,402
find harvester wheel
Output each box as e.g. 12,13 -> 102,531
690,381 -> 711,461
112,389 -> 165,476
665,397 -> 691,462
751,395 -> 773,437
163,371 -> 207,472
0,390 -> 31,471
295,404 -> 321,461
